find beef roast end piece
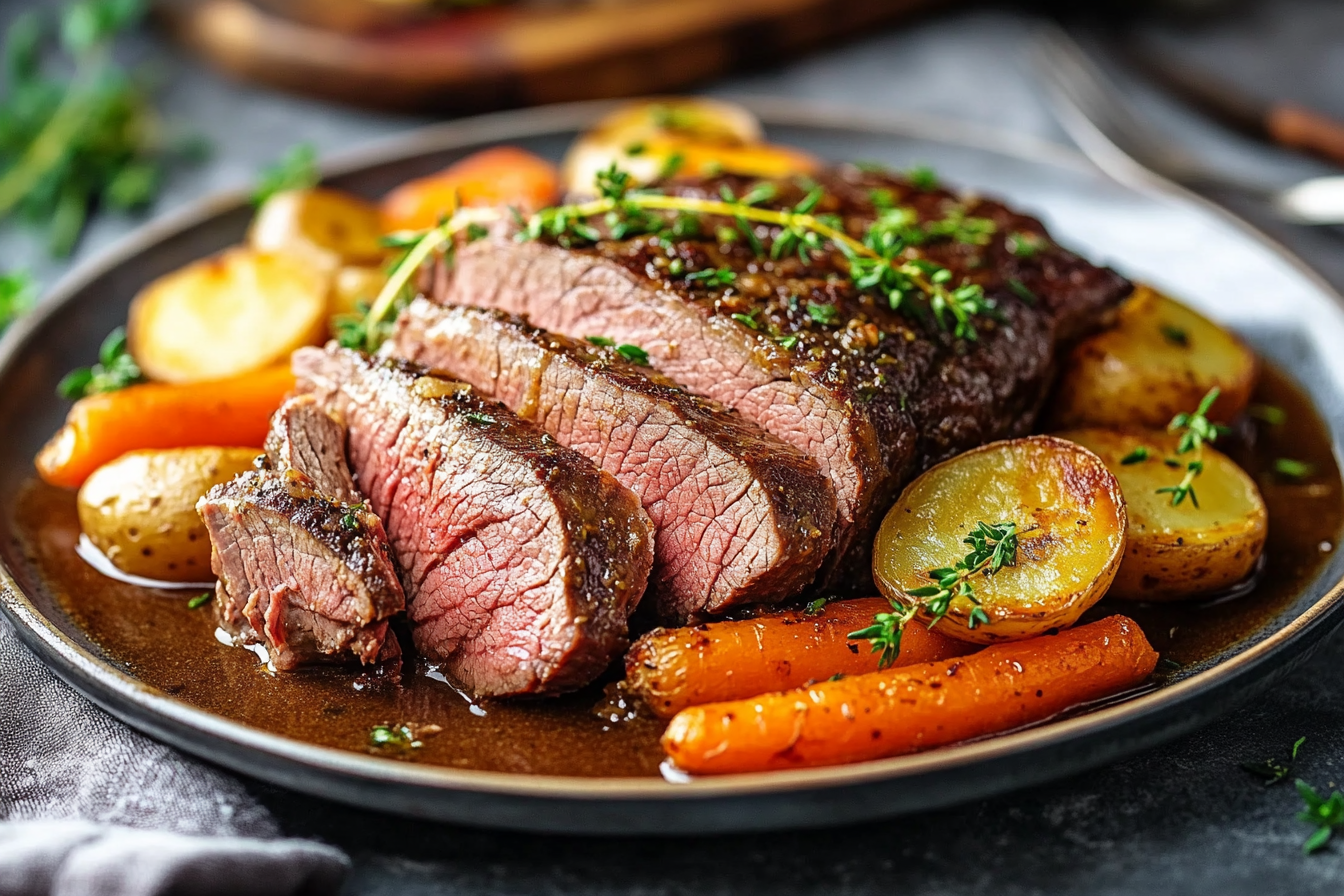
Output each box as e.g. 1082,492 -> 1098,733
200,468 -> 405,672
293,345 -> 655,696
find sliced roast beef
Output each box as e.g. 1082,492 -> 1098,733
390,299 -> 837,620
292,345 -> 655,697
431,167 -> 1131,588
199,396 -> 405,672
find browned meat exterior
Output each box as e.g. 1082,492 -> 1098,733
264,394 -> 360,503
433,166 -> 1131,588
292,345 -> 655,697
199,397 -> 405,672
391,299 -> 837,620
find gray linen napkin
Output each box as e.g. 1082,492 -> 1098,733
0,614 -> 349,896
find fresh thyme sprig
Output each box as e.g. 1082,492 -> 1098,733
1297,779 -> 1344,854
522,163 -> 1002,341
849,521 -> 1018,668
349,163 -> 1009,352
1243,736 -> 1305,786
57,325 -> 142,399
253,142 -> 319,206
1157,388 -> 1229,507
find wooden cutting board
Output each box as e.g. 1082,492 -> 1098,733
157,0 -> 950,112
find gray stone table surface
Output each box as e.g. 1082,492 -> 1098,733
9,0 -> 1344,892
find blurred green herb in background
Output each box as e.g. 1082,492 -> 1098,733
0,269 -> 34,334
0,0 -> 206,257
253,142 -> 319,206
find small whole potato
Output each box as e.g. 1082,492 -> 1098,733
1049,285 -> 1257,429
77,448 -> 260,582
1058,429 -> 1267,601
872,436 -> 1127,644
247,187 -> 386,273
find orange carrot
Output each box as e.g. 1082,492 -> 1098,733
662,615 -> 1158,775
380,146 -> 560,232
626,598 -> 974,719
36,365 -> 295,489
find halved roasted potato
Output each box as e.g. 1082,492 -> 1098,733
78,447 -> 260,582
1050,285 -> 1257,429
247,187 -> 386,272
128,247 -> 329,384
1058,428 -> 1267,601
872,435 -> 1127,644
562,97 -> 818,196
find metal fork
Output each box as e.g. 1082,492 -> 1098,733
1032,24 -> 1344,225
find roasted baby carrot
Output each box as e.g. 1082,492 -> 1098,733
626,598 -> 974,718
380,146 -> 560,232
662,615 -> 1158,775
36,365 -> 294,489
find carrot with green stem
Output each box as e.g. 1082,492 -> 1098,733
662,615 -> 1158,775
36,365 -> 294,489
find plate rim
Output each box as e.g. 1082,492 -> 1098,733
3,96 -> 1344,807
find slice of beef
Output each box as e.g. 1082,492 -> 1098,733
264,393 -> 360,503
199,395 -> 405,672
292,345 -> 655,697
390,299 -> 837,620
431,167 -> 1131,588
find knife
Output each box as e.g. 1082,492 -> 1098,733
1124,41 -> 1344,169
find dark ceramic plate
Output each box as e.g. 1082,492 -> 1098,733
3,99 -> 1344,835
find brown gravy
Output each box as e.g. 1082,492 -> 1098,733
11,364 -> 1342,778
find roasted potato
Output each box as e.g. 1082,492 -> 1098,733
247,187 -> 386,272
128,247 -> 329,384
329,265 -> 387,320
562,97 -> 818,196
872,435 -> 1127,644
1058,429 -> 1267,601
1050,285 -> 1257,429
77,448 -> 260,582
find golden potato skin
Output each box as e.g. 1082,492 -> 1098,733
329,265 -> 387,320
128,247 -> 329,384
247,188 -> 386,272
1050,285 -> 1257,429
1058,429 -> 1267,601
77,448 -> 260,582
873,436 -> 1127,644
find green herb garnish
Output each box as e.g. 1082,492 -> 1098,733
1297,779 -> 1344,854
806,301 -> 839,326
1160,323 -> 1190,347
463,411 -> 496,426
1120,447 -> 1150,465
1243,736 -> 1305,786
0,0 -> 206,256
685,267 -> 736,286
1248,404 -> 1287,426
804,597 -> 827,615
775,335 -> 799,350
731,311 -> 759,330
849,521 -> 1018,668
585,335 -> 615,347
1007,231 -> 1048,258
1275,458 -> 1316,481
1157,388 -> 1228,507
57,325 -> 142,399
907,165 -> 938,190
1007,278 -> 1037,306
187,592 -> 211,610
0,270 -> 35,335
615,343 -> 649,366
253,143 -> 319,206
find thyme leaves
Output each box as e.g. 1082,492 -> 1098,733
849,521 -> 1018,668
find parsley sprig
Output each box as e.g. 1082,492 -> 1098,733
57,325 -> 142,399
1156,388 -> 1229,508
849,520 -> 1018,668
